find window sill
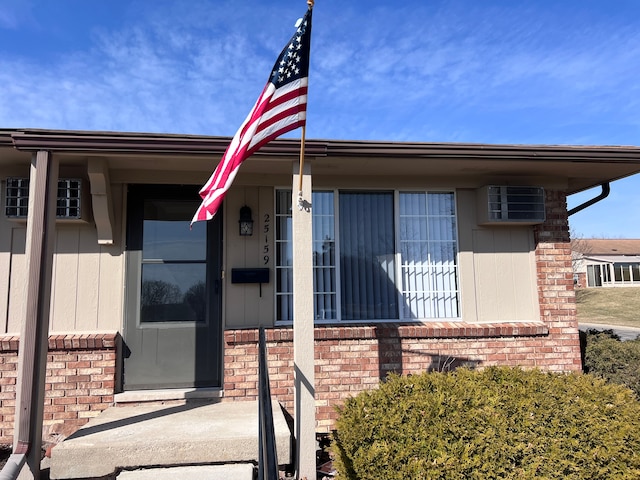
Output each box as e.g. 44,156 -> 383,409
313,321 -> 549,340
225,321 -> 549,344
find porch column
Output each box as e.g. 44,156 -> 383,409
292,160 -> 315,480
14,150 -> 58,480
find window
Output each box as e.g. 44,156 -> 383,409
613,263 -> 640,284
275,191 -> 294,321
588,263 -> 617,287
587,265 -> 602,287
140,199 -> 208,322
633,265 -> 640,283
275,189 -> 459,322
5,177 -> 83,219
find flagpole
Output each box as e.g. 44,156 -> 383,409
297,125 -> 307,209
298,0 -> 313,210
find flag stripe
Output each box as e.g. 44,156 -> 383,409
252,102 -> 308,145
258,89 -> 308,128
249,113 -> 307,153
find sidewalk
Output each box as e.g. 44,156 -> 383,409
578,322 -> 640,341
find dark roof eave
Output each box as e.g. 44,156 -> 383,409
323,140 -> 640,163
7,130 -> 328,157
2,128 -> 640,163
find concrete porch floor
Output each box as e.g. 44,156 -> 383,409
49,400 -> 292,479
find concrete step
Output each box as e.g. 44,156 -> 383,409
116,464 -> 255,480
50,400 -> 291,479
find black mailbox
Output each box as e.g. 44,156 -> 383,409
231,268 -> 270,284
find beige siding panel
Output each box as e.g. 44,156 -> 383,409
224,186 -> 274,329
96,243 -> 124,331
5,218 -> 123,335
0,210 -> 12,333
257,186 -> 275,326
224,189 -> 247,328
49,224 -> 124,333
97,182 -> 124,332
74,226 -> 100,330
0,245 -> 9,333
50,227 -> 80,331
455,189 -> 478,322
472,228 -> 538,322
6,227 -> 26,334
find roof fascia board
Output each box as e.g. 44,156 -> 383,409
3,129 -> 640,163
9,130 -> 328,157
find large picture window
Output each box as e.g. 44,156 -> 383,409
276,189 -> 459,322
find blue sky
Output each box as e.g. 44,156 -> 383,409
1,0 -> 640,237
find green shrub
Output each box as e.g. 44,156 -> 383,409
333,367 -> 640,479
583,329 -> 640,398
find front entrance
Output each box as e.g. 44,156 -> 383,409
123,185 -> 222,390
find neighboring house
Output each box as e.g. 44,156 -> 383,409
573,238 -> 640,288
2,128 -> 640,444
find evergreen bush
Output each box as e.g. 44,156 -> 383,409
583,329 -> 640,398
333,367 -> 640,479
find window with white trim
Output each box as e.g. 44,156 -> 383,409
275,189 -> 460,322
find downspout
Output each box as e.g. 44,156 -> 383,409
568,182 -> 610,216
0,454 -> 27,480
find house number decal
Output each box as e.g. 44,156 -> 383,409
263,213 -> 270,265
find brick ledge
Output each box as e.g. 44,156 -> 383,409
225,322 -> 549,344
0,332 -> 119,352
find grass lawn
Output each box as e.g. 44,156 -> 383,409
575,287 -> 640,328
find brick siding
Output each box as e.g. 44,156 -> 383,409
224,319 -> 580,432
0,333 -> 118,445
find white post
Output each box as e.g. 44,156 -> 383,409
292,160 -> 315,480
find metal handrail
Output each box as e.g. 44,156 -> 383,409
0,454 -> 26,480
257,326 -> 279,480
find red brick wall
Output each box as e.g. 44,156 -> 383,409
533,189 -> 582,372
224,319 -> 580,432
0,333 -> 118,445
222,189 -> 582,432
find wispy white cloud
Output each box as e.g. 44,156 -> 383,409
0,1 -> 303,131
305,1 -> 640,144
1,0 -> 640,146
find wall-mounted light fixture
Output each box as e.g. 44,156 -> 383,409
239,205 -> 254,236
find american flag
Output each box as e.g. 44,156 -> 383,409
191,7 -> 313,224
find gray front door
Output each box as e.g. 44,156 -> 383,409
123,185 -> 222,390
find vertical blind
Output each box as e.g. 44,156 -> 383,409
339,191 -> 397,320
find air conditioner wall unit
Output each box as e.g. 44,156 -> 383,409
4,177 -> 90,222
477,185 -> 545,225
